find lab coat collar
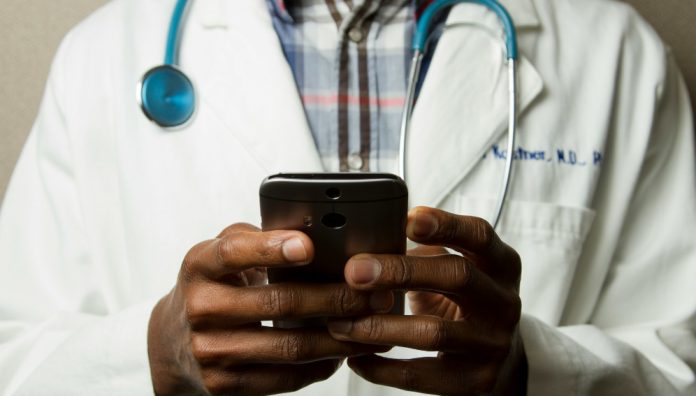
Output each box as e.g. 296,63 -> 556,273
406,3 -> 544,207
189,0 -> 544,208
189,0 -> 324,175
196,0 -> 540,30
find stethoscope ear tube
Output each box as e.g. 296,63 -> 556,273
413,0 -> 518,59
398,51 -> 424,181
491,59 -> 517,230
398,0 -> 518,229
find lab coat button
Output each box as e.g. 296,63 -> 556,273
348,27 -> 365,43
348,153 -> 364,170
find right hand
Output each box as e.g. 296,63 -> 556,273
147,223 -> 393,395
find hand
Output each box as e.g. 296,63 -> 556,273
327,207 -> 526,395
148,223 -> 391,396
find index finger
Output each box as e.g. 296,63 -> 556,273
344,254 -> 518,322
182,228 -> 315,280
405,207 -> 520,282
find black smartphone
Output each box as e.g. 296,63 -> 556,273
259,173 -> 408,328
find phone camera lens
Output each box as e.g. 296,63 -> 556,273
321,213 -> 347,229
326,187 -> 341,200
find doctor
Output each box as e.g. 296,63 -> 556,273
0,0 -> 695,395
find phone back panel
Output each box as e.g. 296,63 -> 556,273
260,173 -> 408,284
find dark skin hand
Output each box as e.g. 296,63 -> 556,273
328,206 -> 526,396
147,223 -> 392,396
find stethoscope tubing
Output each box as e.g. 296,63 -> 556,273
165,0 -> 189,65
494,59 -> 517,230
413,0 -> 517,58
138,0 -> 195,128
398,51 -> 423,182
144,0 -> 518,228
399,0 -> 518,229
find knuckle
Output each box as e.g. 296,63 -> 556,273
274,334 -> 304,362
438,213 -> 464,243
334,286 -> 354,315
260,286 -> 300,318
185,289 -> 211,328
190,333 -> 214,363
451,259 -> 472,290
278,287 -> 301,317
256,236 -> 277,262
471,217 -> 496,251
260,287 -> 282,316
181,242 -> 209,282
418,319 -> 447,351
217,222 -> 259,237
180,258 -> 195,283
335,287 -> 370,316
217,224 -> 239,238
392,256 -> 413,287
359,315 -> 384,341
215,236 -> 237,267
279,288 -> 300,317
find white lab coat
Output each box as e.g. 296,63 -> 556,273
1,0 -> 695,394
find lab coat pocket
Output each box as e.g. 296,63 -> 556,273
453,197 -> 596,325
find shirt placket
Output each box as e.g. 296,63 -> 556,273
331,0 -> 380,172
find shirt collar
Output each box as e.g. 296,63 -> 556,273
269,0 -> 395,25
268,0 -> 538,27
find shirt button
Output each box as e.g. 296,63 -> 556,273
348,26 -> 365,43
348,153 -> 364,170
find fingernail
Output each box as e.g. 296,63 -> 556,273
369,291 -> 394,312
328,320 -> 353,334
350,258 -> 381,285
282,238 -> 308,263
411,210 -> 438,238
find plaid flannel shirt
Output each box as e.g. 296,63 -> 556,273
267,0 -> 441,173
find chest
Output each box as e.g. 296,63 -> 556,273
77,0 -> 625,327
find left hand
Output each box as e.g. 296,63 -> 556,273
327,206 -> 526,395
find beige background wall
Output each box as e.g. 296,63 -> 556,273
0,0 -> 109,201
1,0 -> 695,201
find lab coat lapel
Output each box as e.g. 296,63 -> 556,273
408,1 -> 543,207
190,0 -> 323,175
185,0 -> 544,196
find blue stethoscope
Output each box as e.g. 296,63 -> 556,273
138,0 -> 194,128
138,0 -> 518,228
